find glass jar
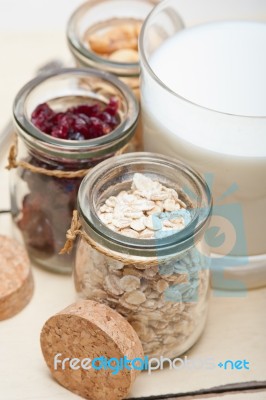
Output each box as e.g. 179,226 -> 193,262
74,152 -> 212,358
67,0 -> 158,151
139,0 -> 266,289
10,68 -> 139,274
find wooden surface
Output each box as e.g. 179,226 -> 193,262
0,29 -> 266,400
1,129 -> 266,400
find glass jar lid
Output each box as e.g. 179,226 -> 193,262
78,152 -> 212,257
13,68 -> 139,160
67,0 -> 158,77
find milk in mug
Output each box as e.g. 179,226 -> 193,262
142,21 -> 266,257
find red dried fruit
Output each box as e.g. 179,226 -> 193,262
31,103 -> 55,120
18,193 -> 55,257
31,99 -> 119,140
51,125 -> 68,139
70,104 -> 100,116
31,103 -> 55,134
105,97 -> 119,116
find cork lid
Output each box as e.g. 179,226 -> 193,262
40,300 -> 144,400
0,235 -> 34,320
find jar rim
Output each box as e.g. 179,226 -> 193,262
78,152 -> 212,257
67,0 -> 158,77
13,68 -> 139,159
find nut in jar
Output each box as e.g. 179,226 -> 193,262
67,0 -> 159,151
67,0 -> 158,79
63,153 -> 212,358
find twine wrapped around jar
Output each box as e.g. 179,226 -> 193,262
6,136 -> 129,179
60,210 -> 160,267
66,153 -> 211,359
65,212 -> 210,360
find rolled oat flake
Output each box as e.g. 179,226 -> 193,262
97,173 -> 192,238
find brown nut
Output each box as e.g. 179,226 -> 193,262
88,21 -> 141,55
109,49 -> 139,63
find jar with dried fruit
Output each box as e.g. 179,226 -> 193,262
67,0 -> 158,150
10,68 -> 139,274
73,153 -> 212,358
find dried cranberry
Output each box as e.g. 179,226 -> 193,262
72,115 -> 90,136
70,104 -> 100,117
18,193 -> 55,257
31,99 -> 119,141
52,112 -> 65,124
31,103 -> 54,120
60,114 -> 75,129
98,111 -> 112,124
18,153 -> 97,266
51,125 -> 68,139
31,103 -> 55,134
105,97 -> 119,116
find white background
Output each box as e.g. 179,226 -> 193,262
0,0 -> 84,32
0,0 -> 86,132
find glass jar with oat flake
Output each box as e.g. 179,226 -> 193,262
73,153 -> 212,358
67,0 -> 159,150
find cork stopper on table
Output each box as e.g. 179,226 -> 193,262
40,300 -> 144,400
0,235 -> 34,320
